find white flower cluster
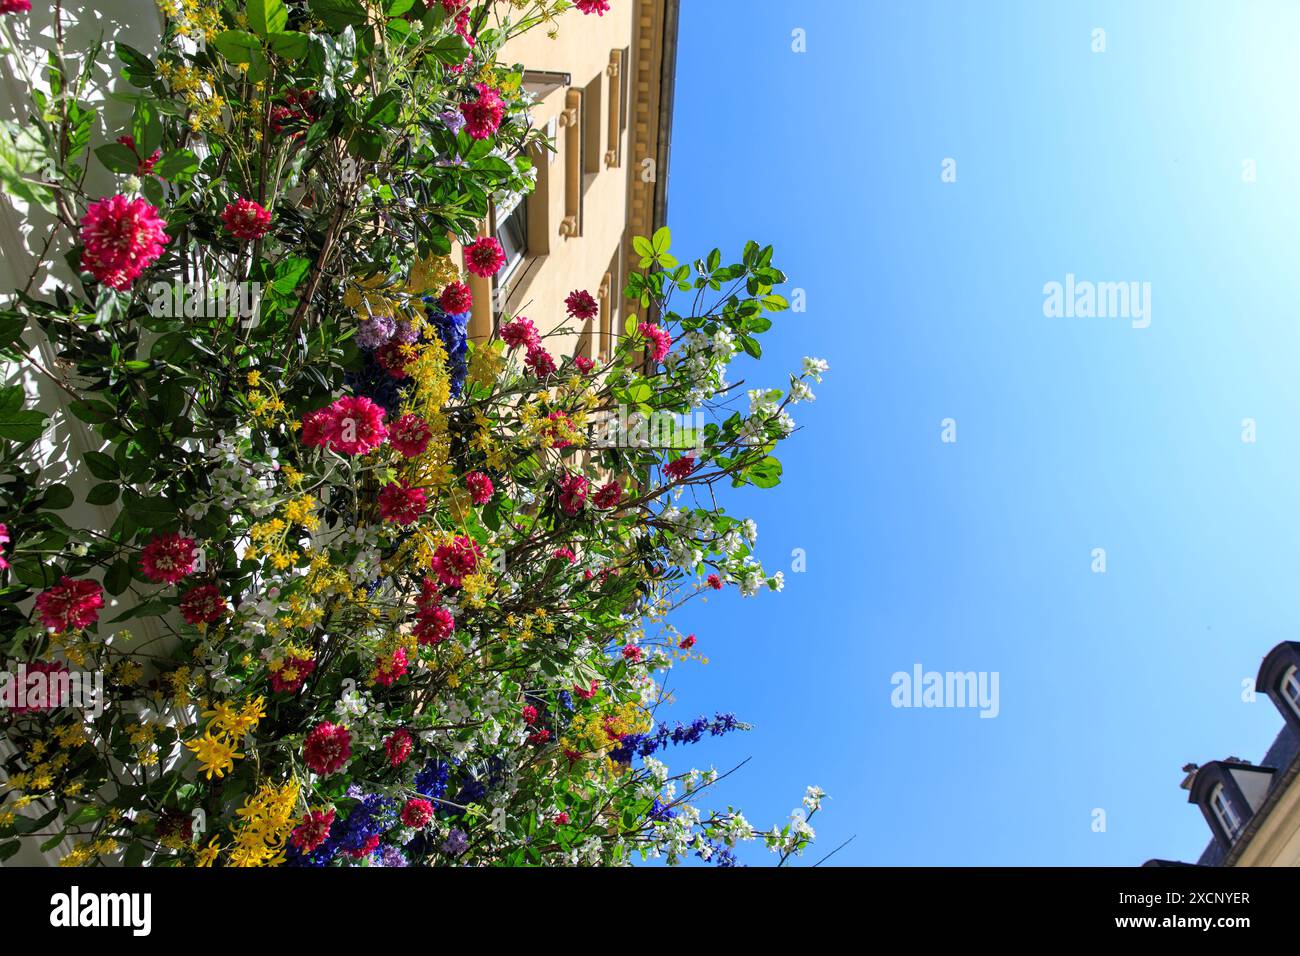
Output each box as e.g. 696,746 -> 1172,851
186,429 -> 279,521
671,327 -> 737,405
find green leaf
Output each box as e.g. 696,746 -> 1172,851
212,30 -> 263,65
745,456 -> 782,489
248,0 -> 289,35
310,0 -> 368,30
94,143 -> 137,174
86,482 -> 120,506
268,31 -> 311,60
0,312 -> 25,353
67,399 -> 115,424
0,385 -> 47,442
65,805 -> 105,826
123,489 -> 178,529
651,225 -> 671,253
153,148 -> 199,182
364,90 -> 402,126
83,450 -> 120,480
104,559 -> 132,596
116,44 -> 156,86
41,484 -> 74,509
430,33 -> 470,64
632,236 -> 654,260
272,256 -> 311,293
132,100 -> 163,153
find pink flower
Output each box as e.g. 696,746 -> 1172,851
79,194 -> 169,290
345,835 -> 381,859
402,798 -> 434,828
34,577 -> 104,632
415,604 -> 455,646
465,471 -> 494,505
574,355 -> 595,374
220,198 -> 272,241
574,680 -> 598,700
638,322 -> 672,362
384,728 -> 414,767
378,480 -> 427,526
664,455 -> 697,481
291,809 -> 335,852
460,82 -> 506,140
565,289 -> 599,321
500,316 -> 540,350
179,584 -> 226,625
372,647 -> 410,687
0,522 -> 9,571
464,236 -> 506,277
622,645 -> 642,662
527,729 -> 551,745
522,704 -> 538,725
269,652 -> 316,694
301,396 -> 388,455
706,573 -> 723,590
438,281 -> 473,314
558,473 -> 589,515
554,812 -> 569,825
138,533 -> 196,584
575,0 -> 610,15
593,480 -> 622,510
304,722 -> 351,775
525,344 -> 557,378
1,1 -> 33,14
678,634 -> 696,650
389,413 -> 433,458
552,546 -> 576,564
431,535 -> 482,589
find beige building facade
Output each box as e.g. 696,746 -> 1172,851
465,0 -> 679,360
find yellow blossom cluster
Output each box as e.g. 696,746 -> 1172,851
227,779 -> 300,867
406,253 -> 461,295
156,59 -> 225,133
184,697 -> 264,780
245,371 -> 289,428
155,0 -> 223,43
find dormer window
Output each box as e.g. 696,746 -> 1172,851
1283,664 -> 1300,720
1210,784 -> 1243,841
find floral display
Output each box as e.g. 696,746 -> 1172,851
0,0 -> 828,868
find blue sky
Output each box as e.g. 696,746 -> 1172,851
655,0 -> 1300,865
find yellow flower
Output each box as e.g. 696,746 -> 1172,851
194,837 -> 221,867
185,732 -> 243,780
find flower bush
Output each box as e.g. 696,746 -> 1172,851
0,0 -> 829,867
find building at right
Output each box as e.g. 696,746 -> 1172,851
1147,641 -> 1300,867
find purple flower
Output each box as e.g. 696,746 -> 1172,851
440,109 -> 466,134
377,845 -> 409,867
356,314 -> 396,350
442,827 -> 469,857
393,318 -> 420,344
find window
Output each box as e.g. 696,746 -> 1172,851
1210,784 -> 1243,841
494,194 -> 529,287
1283,665 -> 1300,720
584,74 -> 602,181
